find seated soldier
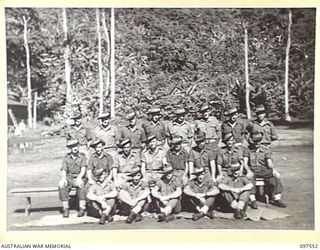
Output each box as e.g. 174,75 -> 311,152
87,139 -> 114,185
218,164 -> 253,219
243,132 -> 287,208
183,167 -> 220,221
58,139 -> 87,218
113,139 -> 141,187
118,167 -> 150,224
150,164 -> 183,222
87,168 -> 118,224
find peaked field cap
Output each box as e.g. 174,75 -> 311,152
66,139 -> 79,147
146,134 -> 157,143
230,163 -> 241,171
119,139 -> 131,148
193,167 -> 205,175
70,112 -> 82,119
163,164 -> 174,174
174,108 -> 186,115
194,131 -> 206,142
128,166 -> 141,176
251,132 -> 263,142
224,107 -> 238,116
200,103 -> 210,112
126,111 -> 136,120
222,132 -> 234,142
170,136 -> 183,144
98,112 -> 111,119
90,139 -> 106,148
255,105 -> 266,113
147,107 -> 161,114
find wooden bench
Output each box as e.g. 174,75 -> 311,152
9,187 -> 76,216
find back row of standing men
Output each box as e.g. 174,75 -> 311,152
59,103 -> 286,224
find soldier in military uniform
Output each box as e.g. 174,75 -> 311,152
87,139 -> 114,185
119,111 -> 144,153
58,139 -> 87,218
87,168 -> 118,224
167,108 -> 194,152
243,132 -> 286,208
246,105 -> 278,147
183,167 -> 220,221
151,164 -> 183,222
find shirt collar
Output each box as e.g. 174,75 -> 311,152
100,125 -> 111,131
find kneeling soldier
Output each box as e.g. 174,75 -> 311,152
218,164 -> 253,219
58,139 -> 87,218
87,169 -> 118,224
118,167 -> 150,224
151,164 -> 183,222
184,167 -> 220,221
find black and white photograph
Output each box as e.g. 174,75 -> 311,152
6,7 -> 315,231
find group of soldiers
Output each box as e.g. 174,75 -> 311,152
59,103 -> 286,225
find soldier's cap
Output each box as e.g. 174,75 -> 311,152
194,130 -> 206,142
193,167 -> 205,175
188,106 -> 199,114
174,108 -> 186,115
222,133 -> 234,143
66,139 -> 79,147
70,112 -> 82,119
163,163 -> 174,174
200,103 -> 210,113
128,166 -> 141,176
251,132 -> 263,142
119,139 -> 131,148
224,107 -> 238,116
170,136 -> 183,144
230,163 -> 241,172
255,105 -> 266,114
126,111 -> 136,120
147,107 -> 161,114
90,139 -> 106,148
145,134 -> 157,143
98,112 -> 111,119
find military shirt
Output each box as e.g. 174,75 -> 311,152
120,125 -> 144,148
217,146 -> 244,172
243,146 -> 272,174
93,125 -> 119,148
87,152 -> 114,181
188,146 -> 218,171
166,148 -> 189,171
156,175 -> 183,196
88,180 -> 116,196
167,121 -> 193,143
121,178 -> 149,198
141,146 -> 166,171
195,117 -> 220,140
66,125 -> 89,146
187,179 -> 216,194
113,151 -> 141,173
142,120 -> 166,142
61,153 -> 87,178
247,119 -> 278,144
221,120 -> 247,143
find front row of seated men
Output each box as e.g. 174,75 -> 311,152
58,131 -> 286,224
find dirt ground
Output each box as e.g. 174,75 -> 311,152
6,127 -> 314,230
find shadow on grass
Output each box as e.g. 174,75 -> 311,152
14,206 -> 62,214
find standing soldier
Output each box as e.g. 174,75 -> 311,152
142,107 -> 167,148
165,136 -> 189,185
216,133 -> 244,181
221,107 -> 247,147
243,132 -> 287,208
118,167 -> 150,224
58,139 -> 87,218
183,167 -> 220,221
167,108 -> 194,152
66,112 -> 90,159
195,103 -> 220,152
113,139 -> 141,186
86,168 -> 118,224
87,139 -> 114,185
247,105 -> 278,147
92,112 -> 119,158
189,130 -> 219,183
218,164 -> 253,219
151,164 -> 183,222
120,111 -> 144,153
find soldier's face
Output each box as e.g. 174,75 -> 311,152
203,111 -> 210,119
132,172 -> 142,184
226,137 -> 235,148
228,113 -> 238,122
71,145 -> 79,154
148,138 -> 157,150
98,172 -> 107,183
176,114 -> 185,123
257,112 -> 266,121
74,118 -> 81,126
196,172 -> 205,182
95,143 -> 104,154
129,118 -> 136,126
123,143 -> 131,155
152,114 -> 160,122
172,143 -> 182,151
197,140 -> 206,149
100,118 -> 109,127
165,171 -> 173,180
232,170 -> 240,178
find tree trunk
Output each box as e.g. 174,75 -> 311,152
285,9 -> 292,122
33,91 -> 37,129
110,8 -> 115,118
244,23 -> 251,119
62,8 -> 72,111
23,15 -> 33,128
96,8 -> 104,114
102,10 -> 110,96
